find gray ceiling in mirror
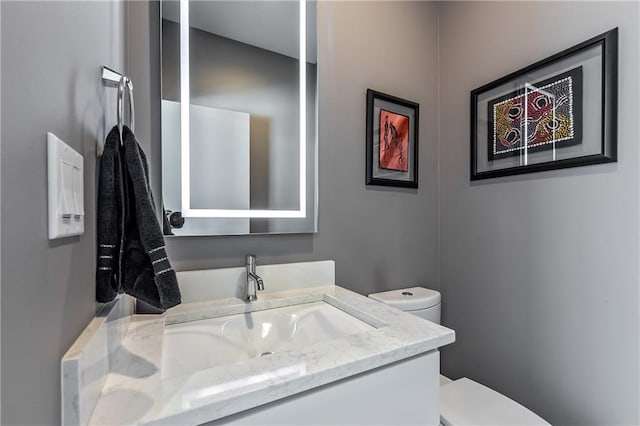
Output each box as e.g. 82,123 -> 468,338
160,0 -> 318,236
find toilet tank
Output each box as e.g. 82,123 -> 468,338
368,287 -> 441,324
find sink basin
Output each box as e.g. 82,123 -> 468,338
161,301 -> 375,379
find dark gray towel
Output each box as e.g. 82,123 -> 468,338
121,126 -> 181,309
96,126 -> 124,303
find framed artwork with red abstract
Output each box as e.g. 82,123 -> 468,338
379,110 -> 410,171
471,28 -> 618,180
366,90 -> 419,188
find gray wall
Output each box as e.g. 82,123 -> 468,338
129,1 -> 441,296
438,2 -> 640,425
0,1 -> 125,425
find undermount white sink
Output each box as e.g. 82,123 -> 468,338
161,301 -> 375,379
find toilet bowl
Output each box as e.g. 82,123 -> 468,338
368,287 -> 550,426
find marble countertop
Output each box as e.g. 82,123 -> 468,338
88,285 -> 455,425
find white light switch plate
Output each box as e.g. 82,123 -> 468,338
47,133 -> 84,239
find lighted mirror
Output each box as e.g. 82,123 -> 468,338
160,0 -> 317,236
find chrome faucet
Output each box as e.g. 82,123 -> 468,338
245,255 -> 264,302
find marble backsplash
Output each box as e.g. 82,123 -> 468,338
176,260 -> 336,302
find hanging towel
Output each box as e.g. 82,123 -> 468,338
96,126 -> 124,303
120,126 -> 181,309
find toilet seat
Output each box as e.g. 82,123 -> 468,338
440,378 -> 550,426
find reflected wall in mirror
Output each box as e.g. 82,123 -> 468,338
160,0 -> 318,236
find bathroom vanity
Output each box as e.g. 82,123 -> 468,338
62,261 -> 455,425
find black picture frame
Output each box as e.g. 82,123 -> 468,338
366,89 -> 419,188
470,28 -> 618,181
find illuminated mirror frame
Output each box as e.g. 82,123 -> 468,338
179,0 -> 307,219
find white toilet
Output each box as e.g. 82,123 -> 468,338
369,287 -> 550,426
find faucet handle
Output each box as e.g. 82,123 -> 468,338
246,254 -> 256,268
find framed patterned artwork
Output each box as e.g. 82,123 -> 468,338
471,28 -> 618,180
366,89 -> 419,188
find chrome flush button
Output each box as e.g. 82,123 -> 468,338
401,291 -> 414,296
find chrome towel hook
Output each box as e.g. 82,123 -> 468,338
117,75 -> 135,143
100,66 -> 135,153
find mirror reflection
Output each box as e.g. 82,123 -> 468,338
160,0 -> 317,236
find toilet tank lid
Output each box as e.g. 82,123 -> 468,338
368,287 -> 441,311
